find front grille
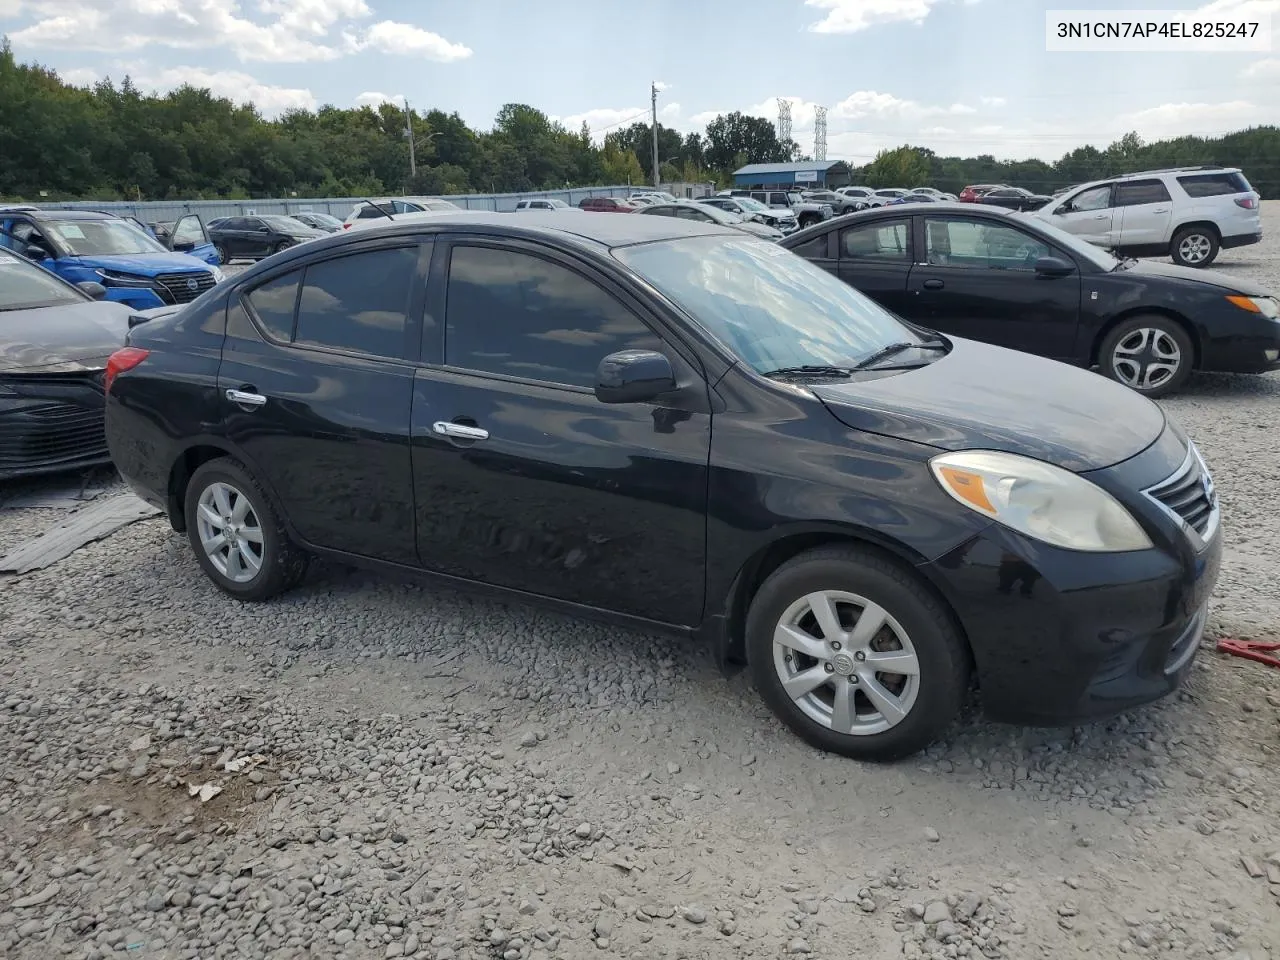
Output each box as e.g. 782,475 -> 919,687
1145,443 -> 1218,540
154,270 -> 216,305
0,401 -> 107,474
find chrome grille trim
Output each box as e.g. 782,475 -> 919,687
1142,442 -> 1219,549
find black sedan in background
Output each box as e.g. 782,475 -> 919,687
781,204 -> 1280,396
0,249 -> 131,479
208,215 -> 326,263
107,212 -> 1220,762
976,186 -> 1054,212
290,212 -> 344,233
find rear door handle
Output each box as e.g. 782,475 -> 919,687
1092,215 -> 1108,220
225,388 -> 267,408
432,421 -> 489,441
923,278 -> 944,290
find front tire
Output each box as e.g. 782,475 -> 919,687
1169,226 -> 1219,267
745,545 -> 969,762
1098,314 -> 1194,398
271,240 -> 294,257
798,213 -> 820,229
184,458 -> 308,601
214,243 -> 229,265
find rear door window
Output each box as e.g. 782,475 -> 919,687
294,247 -> 418,359
840,220 -> 909,261
1114,179 -> 1172,206
245,271 -> 301,342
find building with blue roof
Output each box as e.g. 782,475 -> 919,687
732,161 -> 853,189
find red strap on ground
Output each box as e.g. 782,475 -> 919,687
1217,638 -> 1280,669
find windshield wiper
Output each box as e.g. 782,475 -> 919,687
851,339 -> 947,371
761,364 -> 855,380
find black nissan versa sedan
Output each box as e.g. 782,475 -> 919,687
781,204 -> 1280,397
104,212 -> 1221,762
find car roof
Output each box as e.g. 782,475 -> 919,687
30,209 -> 119,221
778,202 -> 1017,245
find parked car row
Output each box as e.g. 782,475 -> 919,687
91,210 -> 1232,765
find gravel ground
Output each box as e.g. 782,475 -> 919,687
3,208 -> 1280,960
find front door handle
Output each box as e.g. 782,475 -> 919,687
1092,214 -> 1108,220
922,278 -> 944,290
432,421 -> 489,441
225,388 -> 267,408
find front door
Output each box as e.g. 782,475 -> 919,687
1114,178 -> 1173,250
905,216 -> 1082,360
834,217 -> 914,318
168,214 -> 218,266
410,239 -> 711,626
1049,184 -> 1117,247
217,239 -> 428,563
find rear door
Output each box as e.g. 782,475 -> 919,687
217,218 -> 250,259
788,231 -> 836,276
1048,184 -> 1117,247
217,238 -> 429,562
906,215 -> 1082,359
1113,178 -> 1173,250
408,238 -> 712,625
834,216 -> 914,316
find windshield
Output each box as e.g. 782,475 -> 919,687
615,236 -> 928,373
1013,213 -> 1119,270
263,215 -> 312,231
44,218 -> 167,256
304,213 -> 341,226
0,251 -> 83,310
735,197 -> 770,213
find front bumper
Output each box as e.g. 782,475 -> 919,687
1198,311 -> 1280,374
921,429 -> 1222,726
0,378 -> 110,481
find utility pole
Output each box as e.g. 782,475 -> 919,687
651,82 -> 660,190
405,97 -> 417,179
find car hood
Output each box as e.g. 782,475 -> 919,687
812,337 -> 1166,472
69,251 -> 213,276
1115,258 -> 1270,296
0,300 -> 132,372
736,220 -> 782,238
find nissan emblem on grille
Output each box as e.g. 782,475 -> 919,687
186,278 -> 199,292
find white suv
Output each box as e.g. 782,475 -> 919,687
1033,167 -> 1261,267
343,197 -> 462,230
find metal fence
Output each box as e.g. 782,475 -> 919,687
37,182 -> 716,223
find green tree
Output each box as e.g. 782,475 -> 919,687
863,146 -> 931,187
704,112 -> 786,175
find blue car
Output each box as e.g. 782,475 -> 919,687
0,210 -> 223,310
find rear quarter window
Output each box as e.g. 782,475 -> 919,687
1176,172 -> 1251,197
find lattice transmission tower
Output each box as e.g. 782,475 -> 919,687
813,106 -> 828,162
776,98 -> 792,147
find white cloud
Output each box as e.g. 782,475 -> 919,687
804,0 -> 941,33
660,102 -> 681,118
980,96 -> 1006,108
554,107 -> 653,141
1116,100 -> 1262,140
689,109 -> 727,127
65,62 -> 317,115
354,91 -> 404,108
57,66 -> 98,86
353,20 -> 472,61
6,0 -> 470,64
829,90 -> 975,121
653,80 -> 670,92
1242,57 -> 1280,79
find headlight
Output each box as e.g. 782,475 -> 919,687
1226,295 -> 1279,319
96,269 -> 153,287
210,266 -> 225,283
930,450 -> 1152,552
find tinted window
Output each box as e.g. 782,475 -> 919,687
221,218 -> 247,230
1067,185 -> 1112,212
674,207 -> 712,221
790,233 -> 830,258
294,247 -> 417,359
357,206 -> 386,219
1176,172 -> 1250,197
245,271 -> 301,341
643,206 -> 676,217
1114,179 -> 1171,206
445,246 -> 661,388
924,219 -> 1051,270
840,220 -> 908,260
171,217 -> 205,246
0,250 -> 82,308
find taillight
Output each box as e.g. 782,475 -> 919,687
343,222 -> 352,229
1235,197 -> 1259,209
104,347 -> 149,393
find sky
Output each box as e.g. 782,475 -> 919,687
1,0 -> 1277,164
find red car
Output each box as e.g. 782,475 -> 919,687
578,197 -> 637,213
957,184 -> 1004,203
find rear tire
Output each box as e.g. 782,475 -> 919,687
745,545 -> 969,762
184,458 -> 308,601
1169,226 -> 1219,267
798,213 -> 820,229
271,240 -> 293,256
1098,314 -> 1194,398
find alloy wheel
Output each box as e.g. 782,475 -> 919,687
195,481 -> 264,583
1111,327 -> 1182,391
771,590 -> 921,736
1177,233 -> 1212,264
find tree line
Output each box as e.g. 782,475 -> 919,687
2,41 -> 1276,201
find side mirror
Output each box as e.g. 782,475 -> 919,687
77,281 -> 108,300
1034,256 -> 1075,278
595,349 -> 676,404
25,244 -> 50,260
256,226 -> 270,233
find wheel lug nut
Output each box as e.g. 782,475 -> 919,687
824,663 -> 834,674
850,675 -> 859,684
831,641 -> 842,651
854,651 -> 866,662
